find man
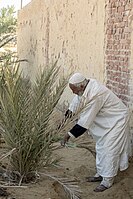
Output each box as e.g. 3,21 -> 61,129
61,73 -> 130,192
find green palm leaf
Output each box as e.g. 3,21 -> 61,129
0,61 -> 69,182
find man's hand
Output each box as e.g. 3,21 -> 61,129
60,133 -> 70,147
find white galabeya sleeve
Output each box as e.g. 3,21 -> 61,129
69,95 -> 81,113
68,131 -> 75,138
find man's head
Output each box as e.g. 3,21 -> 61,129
69,73 -> 88,96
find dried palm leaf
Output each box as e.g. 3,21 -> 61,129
39,172 -> 82,199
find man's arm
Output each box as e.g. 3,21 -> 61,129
61,95 -> 102,146
60,95 -> 82,146
61,124 -> 87,146
69,124 -> 87,138
69,95 -> 81,113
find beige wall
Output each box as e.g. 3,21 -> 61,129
17,0 -> 105,84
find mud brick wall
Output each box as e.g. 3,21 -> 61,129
105,0 -> 132,105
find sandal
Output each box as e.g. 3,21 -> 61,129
94,184 -> 108,192
86,176 -> 103,182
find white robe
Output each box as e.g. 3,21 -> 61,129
69,79 -> 130,177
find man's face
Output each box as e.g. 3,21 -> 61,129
69,83 -> 84,96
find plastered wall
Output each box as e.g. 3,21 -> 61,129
17,0 -> 105,84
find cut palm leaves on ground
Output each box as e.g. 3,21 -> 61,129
40,172 -> 82,199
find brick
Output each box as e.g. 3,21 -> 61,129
120,21 -> 126,27
117,6 -> 125,13
107,39 -> 114,44
107,34 -> 113,39
124,10 -> 130,16
110,0 -> 117,3
123,15 -> 128,21
122,0 -> 128,6
112,7 -> 117,13
106,29 -> 112,34
121,39 -> 131,44
119,28 -> 124,33
120,34 -> 125,39
122,68 -> 129,72
111,2 -> 116,8
125,4 -> 132,10
118,2 -> 123,7
124,27 -> 132,33
114,2 -> 119,7
125,21 -> 128,27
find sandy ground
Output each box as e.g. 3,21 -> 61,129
0,135 -> 133,199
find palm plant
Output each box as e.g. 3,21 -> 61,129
0,5 -> 17,66
0,61 -> 69,182
0,6 -> 17,35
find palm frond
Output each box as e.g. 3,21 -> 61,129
0,61 -> 70,181
0,34 -> 15,48
39,172 -> 82,199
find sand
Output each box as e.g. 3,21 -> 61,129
1,135 -> 132,199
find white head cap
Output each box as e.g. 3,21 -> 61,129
69,73 -> 86,85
